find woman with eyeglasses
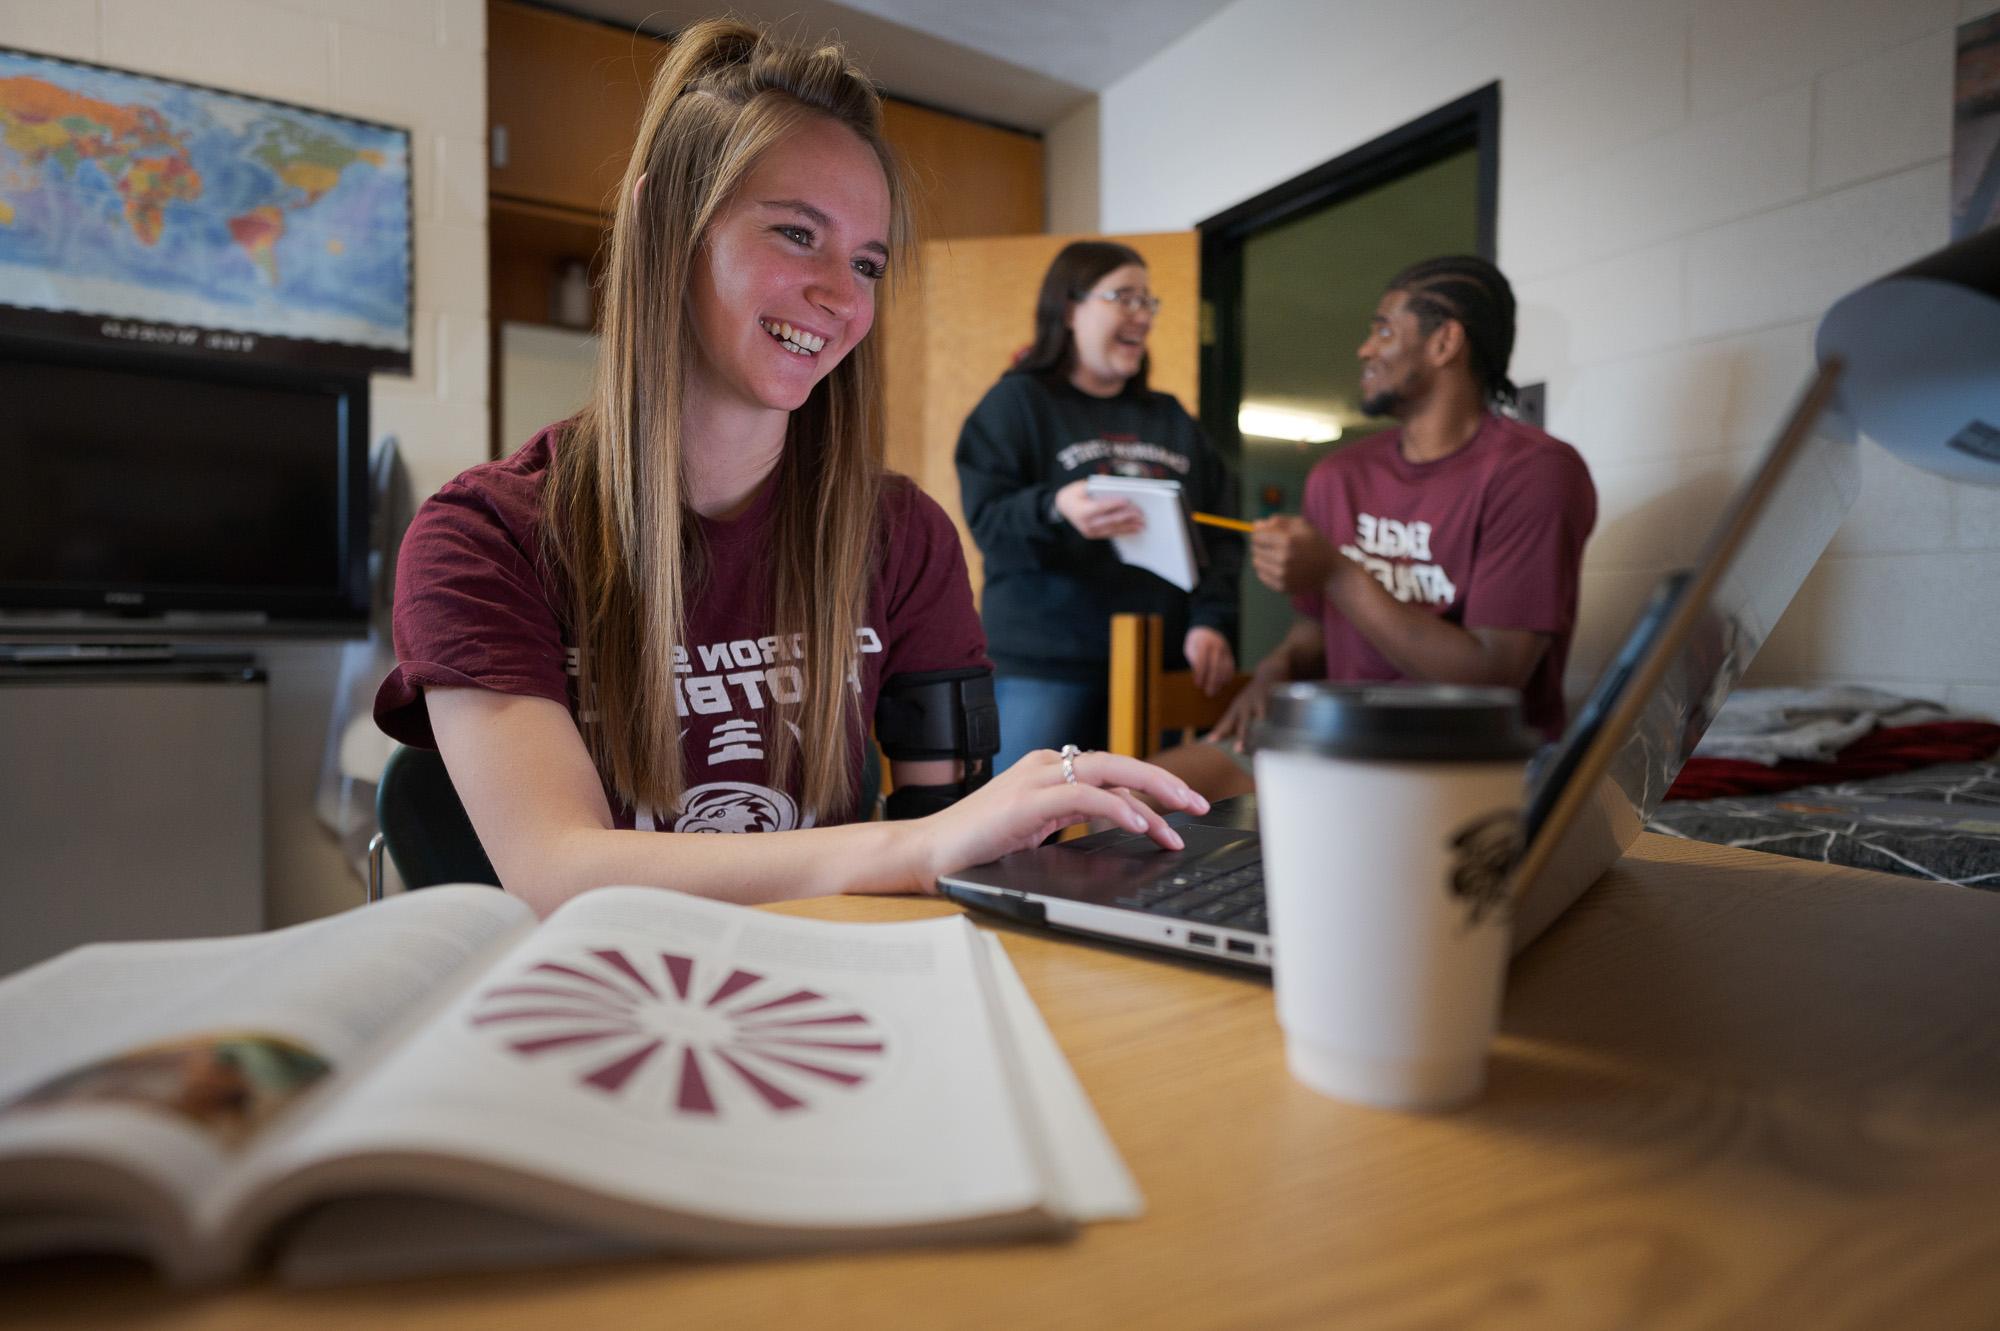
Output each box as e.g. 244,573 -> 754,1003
955,241 -> 1242,773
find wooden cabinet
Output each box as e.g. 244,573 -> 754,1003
486,0 -> 659,345
487,0 -> 663,217
881,100 -> 1044,240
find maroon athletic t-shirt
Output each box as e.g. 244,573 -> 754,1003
1291,414 -> 1596,740
374,425 -> 988,831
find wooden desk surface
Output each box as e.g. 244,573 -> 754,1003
13,835 -> 2000,1329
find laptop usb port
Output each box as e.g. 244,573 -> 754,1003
1226,938 -> 1255,956
1188,931 -> 1217,948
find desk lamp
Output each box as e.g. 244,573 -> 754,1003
1816,225 -> 2000,484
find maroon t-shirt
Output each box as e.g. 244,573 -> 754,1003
1292,414 -> 1596,740
374,426 -> 988,831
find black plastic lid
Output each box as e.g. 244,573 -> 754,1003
1253,682 -> 1539,761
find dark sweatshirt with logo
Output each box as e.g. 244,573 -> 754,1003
954,371 -> 1240,682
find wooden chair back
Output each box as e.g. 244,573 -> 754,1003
1107,613 -> 1249,759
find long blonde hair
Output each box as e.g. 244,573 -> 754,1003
546,20 -> 912,823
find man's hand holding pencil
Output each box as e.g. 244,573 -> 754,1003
1191,508 -> 1341,597
1247,515 -> 1338,599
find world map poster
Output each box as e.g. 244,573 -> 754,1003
0,48 -> 411,372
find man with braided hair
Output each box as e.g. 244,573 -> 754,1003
1172,256 -> 1596,799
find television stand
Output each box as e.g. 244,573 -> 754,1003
6,642 -> 178,663
0,644 -> 259,678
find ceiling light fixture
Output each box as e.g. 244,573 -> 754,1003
1237,404 -> 1342,444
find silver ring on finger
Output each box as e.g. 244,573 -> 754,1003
1059,743 -> 1081,785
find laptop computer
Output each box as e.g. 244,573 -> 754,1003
941,362 -> 1859,969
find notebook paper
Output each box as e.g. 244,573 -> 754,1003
1084,476 -> 1198,592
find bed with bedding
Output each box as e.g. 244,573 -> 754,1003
1648,758 -> 2000,889
1643,688 -> 2000,891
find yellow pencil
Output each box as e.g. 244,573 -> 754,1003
1191,511 -> 1257,533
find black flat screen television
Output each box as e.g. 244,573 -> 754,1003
0,338 -> 369,638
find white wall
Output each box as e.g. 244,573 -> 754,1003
1059,0 -> 2000,711
0,0 -> 490,924
1044,95 -> 1102,235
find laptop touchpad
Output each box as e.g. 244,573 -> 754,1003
1086,826 -> 1259,866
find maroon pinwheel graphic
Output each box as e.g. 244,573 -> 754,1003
469,947 -> 886,1117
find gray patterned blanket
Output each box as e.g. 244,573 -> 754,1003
1646,760 -> 2000,890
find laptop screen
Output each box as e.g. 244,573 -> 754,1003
1508,362 -> 1860,947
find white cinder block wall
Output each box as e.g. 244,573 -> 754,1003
0,1 -> 490,925
1057,0 -> 2000,714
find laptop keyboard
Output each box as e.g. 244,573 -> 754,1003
1114,862 -> 1267,933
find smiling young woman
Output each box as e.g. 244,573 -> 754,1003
954,242 -> 1242,773
372,22 -> 1207,915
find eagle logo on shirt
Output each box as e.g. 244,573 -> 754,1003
1340,513 -> 1458,607
673,781 -> 810,834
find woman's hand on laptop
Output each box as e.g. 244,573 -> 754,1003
912,749 -> 1208,891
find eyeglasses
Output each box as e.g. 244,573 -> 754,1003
1084,288 -> 1162,316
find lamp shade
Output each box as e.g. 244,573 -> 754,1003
1816,225 -> 2000,485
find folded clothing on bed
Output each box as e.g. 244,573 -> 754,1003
1690,686 -> 1975,764
1668,721 -> 2000,801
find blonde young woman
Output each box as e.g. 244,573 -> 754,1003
374,21 -> 1206,915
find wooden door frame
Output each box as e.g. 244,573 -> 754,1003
1193,83 -> 1500,464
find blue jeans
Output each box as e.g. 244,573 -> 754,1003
993,675 -> 1107,775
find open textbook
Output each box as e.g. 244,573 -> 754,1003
0,887 -> 1140,1285
1084,475 -> 1200,592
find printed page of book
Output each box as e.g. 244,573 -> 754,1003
274,930 -> 1141,1284
220,888 -> 1067,1258
0,886 -> 533,1267
1085,475 -> 1198,591
271,930 -> 1139,1284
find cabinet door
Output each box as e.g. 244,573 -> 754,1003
882,100 -> 1043,241
1,678 -> 265,976
487,0 -> 665,215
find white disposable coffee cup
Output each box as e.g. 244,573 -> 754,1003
1253,683 -> 1536,1111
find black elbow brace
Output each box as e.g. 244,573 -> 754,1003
875,667 -> 1000,820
